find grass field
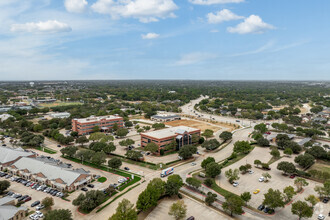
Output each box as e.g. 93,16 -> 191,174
309,162 -> 330,173
39,101 -> 82,108
165,119 -> 221,132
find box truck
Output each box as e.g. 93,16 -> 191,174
160,167 -> 174,177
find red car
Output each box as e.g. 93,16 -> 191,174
289,174 -> 296,179
23,197 -> 31,203
265,131 -> 271,135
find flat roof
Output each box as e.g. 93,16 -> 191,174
74,115 -> 122,123
141,126 -> 200,139
151,114 -> 180,119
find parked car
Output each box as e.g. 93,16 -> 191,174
81,187 -> 88,192
57,145 -> 61,147
258,177 -> 264,182
249,170 -> 254,174
87,184 -> 94,188
18,195 -> 29,202
23,197 -> 32,203
322,198 -> 329,203
257,204 -> 265,211
31,201 -> 40,207
289,174 -> 296,179
233,181 -> 239,187
191,162 -> 196,166
124,167 -> 130,171
253,189 -> 260,194
186,217 -> 195,220
318,214 -> 325,220
36,204 -> 45,210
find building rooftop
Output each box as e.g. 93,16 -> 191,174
0,197 -> 27,220
12,157 -> 88,186
142,126 -> 200,139
73,115 -> 122,123
0,146 -> 34,165
151,114 -> 180,120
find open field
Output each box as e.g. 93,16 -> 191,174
39,101 -> 83,108
309,162 -> 330,173
165,119 -> 222,132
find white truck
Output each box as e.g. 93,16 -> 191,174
160,167 -> 174,178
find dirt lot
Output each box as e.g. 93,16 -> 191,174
308,162 -> 330,174
165,119 -> 222,132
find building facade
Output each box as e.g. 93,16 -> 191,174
141,126 -> 200,155
72,115 -> 124,135
150,114 -> 181,122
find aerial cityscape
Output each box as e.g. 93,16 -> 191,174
0,1 -> 329,220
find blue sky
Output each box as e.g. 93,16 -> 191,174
0,0 -> 329,80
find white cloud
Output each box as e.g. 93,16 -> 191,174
176,52 -> 217,66
207,9 -> 244,24
141,32 -> 160,39
91,0 -> 178,23
189,0 -> 244,5
11,20 -> 72,33
227,15 -> 274,34
64,0 -> 88,13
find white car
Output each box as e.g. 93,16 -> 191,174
249,170 -> 254,174
258,177 -> 264,182
233,181 -> 239,187
36,211 -> 44,218
36,204 -> 45,210
318,214 -> 325,220
118,178 -> 127,183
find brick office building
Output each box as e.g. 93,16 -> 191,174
140,126 -> 201,154
72,115 -> 124,135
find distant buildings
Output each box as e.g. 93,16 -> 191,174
141,126 -> 200,155
7,157 -> 91,192
0,196 -> 27,220
150,113 -> 181,122
0,146 -> 35,171
72,115 -> 124,135
50,112 -> 71,119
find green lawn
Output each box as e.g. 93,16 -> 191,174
35,146 -> 57,154
309,162 -> 330,173
98,177 -> 107,183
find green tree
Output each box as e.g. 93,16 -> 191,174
239,165 -> 248,174
294,178 -> 309,192
90,151 -> 107,166
291,201 -> 313,220
108,158 -> 122,170
277,161 -> 296,175
0,180 -> 10,194
254,159 -> 262,167
233,141 -> 251,154
112,123 -> 119,131
124,121 -> 133,127
168,200 -> 187,220
76,149 -> 94,163
205,162 -> 221,178
144,142 -> 159,153
219,131 -> 232,141
186,177 -> 201,189
284,148 -> 293,157
283,186 -> 296,202
33,124 -> 43,132
201,157 -> 215,169
136,178 -> 166,212
126,150 -> 143,161
202,129 -> 214,139
240,192 -> 251,205
44,209 -> 73,220
110,199 -> 137,220
92,126 -> 100,133
205,192 -> 217,206
178,145 -> 197,160
294,154 -> 315,169
262,188 -> 285,210
270,149 -> 280,158
304,195 -> 319,208
89,132 -> 106,142
191,134 -> 199,143
254,123 -> 267,133
165,175 -> 183,196
116,128 -> 129,138
103,142 -> 116,154
73,190 -> 106,212
201,139 -> 220,151
262,172 -> 272,182
76,136 -> 89,147
60,146 -> 78,157
42,197 -> 54,210
204,178 -> 213,187
225,168 -> 240,184
257,138 -> 270,147
222,194 -> 244,217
